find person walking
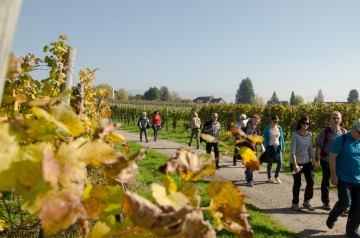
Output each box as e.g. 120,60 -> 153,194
202,112 -> 221,169
262,115 -> 285,184
326,119 -> 360,238
244,114 -> 265,187
233,114 -> 248,166
151,110 -> 161,141
290,116 -> 319,211
138,111 -> 150,143
188,112 -> 201,149
316,111 -> 347,210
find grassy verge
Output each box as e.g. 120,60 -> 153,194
125,141 -> 297,238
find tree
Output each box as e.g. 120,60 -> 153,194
235,77 -> 255,104
290,91 -> 297,106
143,86 -> 160,100
267,91 -> 280,104
159,86 -> 171,101
115,88 -> 129,101
314,89 -> 324,103
254,94 -> 265,106
294,95 -> 304,105
170,91 -> 182,102
347,89 -> 359,104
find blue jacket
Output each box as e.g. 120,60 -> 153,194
263,124 -> 285,151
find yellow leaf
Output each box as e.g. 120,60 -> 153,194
239,146 -> 259,171
163,175 -> 177,194
0,219 -> 6,232
56,45 -> 67,52
52,103 -> 84,137
180,182 -> 201,208
83,185 -> 111,218
79,140 -> 118,166
59,34 -> 68,40
248,135 -> 264,144
151,182 -> 188,211
0,123 -> 19,172
207,180 -> 253,237
88,221 -> 111,238
201,133 -> 215,143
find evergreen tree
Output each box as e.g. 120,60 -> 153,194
347,89 -> 359,104
314,89 -> 324,102
267,91 -> 280,104
159,86 -> 171,101
143,87 -> 160,100
290,91 -> 297,105
235,77 -> 255,104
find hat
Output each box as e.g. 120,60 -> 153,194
352,119 -> 360,131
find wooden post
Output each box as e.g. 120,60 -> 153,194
60,46 -> 76,105
78,82 -> 84,115
0,0 -> 23,107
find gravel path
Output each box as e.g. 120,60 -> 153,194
119,130 -> 348,237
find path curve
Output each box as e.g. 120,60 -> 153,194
119,130 -> 348,237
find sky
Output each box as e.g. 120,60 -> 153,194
11,0 -> 360,103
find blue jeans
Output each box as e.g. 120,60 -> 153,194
245,166 -> 253,183
267,151 -> 283,179
328,180 -> 360,233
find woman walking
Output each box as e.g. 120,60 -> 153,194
262,115 -> 285,184
151,111 -> 161,141
290,116 -> 319,211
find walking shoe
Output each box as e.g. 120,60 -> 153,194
196,146 -> 199,149
216,164 -> 222,169
346,230 -> 360,238
341,208 -> 349,217
291,204 -> 301,211
146,140 -> 149,143
233,162 -> 237,166
326,217 -> 335,229
267,178 -> 274,183
321,203 -> 331,211
246,182 -> 254,187
275,177 -> 282,184
303,201 -> 315,211
188,142 -> 191,146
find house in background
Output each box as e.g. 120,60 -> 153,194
193,96 -> 226,104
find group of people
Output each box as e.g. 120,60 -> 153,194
137,110 -> 161,142
137,109 -> 360,237
194,111 -> 359,238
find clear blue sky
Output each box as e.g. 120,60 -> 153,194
11,0 -> 360,103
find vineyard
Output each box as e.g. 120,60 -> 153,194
111,103 -> 360,138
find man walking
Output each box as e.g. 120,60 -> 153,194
202,113 -> 221,169
326,119 -> 360,238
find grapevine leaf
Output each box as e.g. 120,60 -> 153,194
59,34 -> 68,40
239,146 -> 259,171
51,103 -> 84,137
163,175 -> 177,194
79,139 -> 119,166
31,107 -> 70,136
159,149 -> 215,181
180,182 -> 201,208
151,182 -> 188,211
42,144 -> 59,188
105,131 -> 125,144
83,184 -> 111,218
89,221 -> 111,238
200,133 -> 215,143
124,191 -> 215,237
39,187 -> 86,237
0,219 -> 6,232
0,123 -> 19,172
207,180 -> 253,237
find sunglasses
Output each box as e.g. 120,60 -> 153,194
302,122 -> 310,125
272,120 -> 278,123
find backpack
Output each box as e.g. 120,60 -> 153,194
320,126 -> 346,157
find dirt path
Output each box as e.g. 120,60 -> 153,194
119,130 -> 348,237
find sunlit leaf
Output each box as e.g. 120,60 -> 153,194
0,123 -> 19,172
0,219 -> 6,232
52,103 -> 84,137
207,180 -> 253,237
151,182 -> 188,211
201,133 -> 215,143
59,34 -> 68,40
180,182 -> 201,208
163,175 -> 177,194
239,146 -> 259,171
89,221 -> 111,238
79,140 -> 119,166
159,149 -> 215,181
123,191 -> 215,237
